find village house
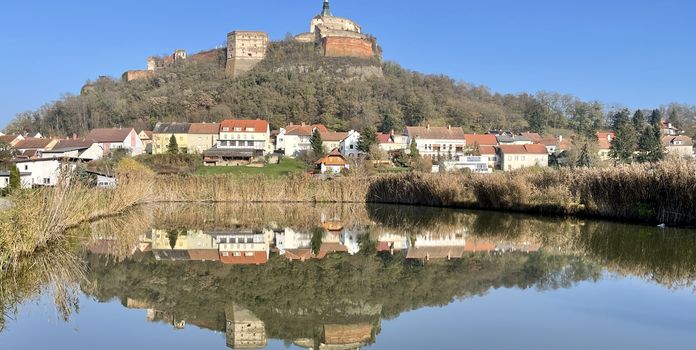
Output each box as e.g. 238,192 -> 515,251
663,135 -> 694,158
405,125 -> 466,158
376,232 -> 410,254
215,229 -> 272,265
499,144 -> 549,171
338,130 -> 361,158
316,148 -> 350,174
86,128 -> 144,156
152,122 -> 192,154
661,121 -> 682,136
138,130 -> 153,154
440,155 -> 493,173
277,123 -> 328,157
2,158 -> 78,189
11,137 -> 58,159
406,231 -> 467,261
479,145 -> 499,170
187,122 -> 221,154
41,139 -> 103,161
320,131 -> 348,153
204,119 -> 271,166
596,131 -> 615,161
377,131 -> 409,152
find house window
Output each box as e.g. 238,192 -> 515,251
43,178 -> 50,185
234,127 -> 242,132
233,252 -> 242,257
222,251 -> 229,257
350,145 -> 354,149
244,252 -> 255,257
245,128 -> 255,132
24,165 -> 28,171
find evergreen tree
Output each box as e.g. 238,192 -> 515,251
409,139 -> 420,164
609,123 -> 637,164
649,109 -> 662,126
8,165 -> 20,191
637,123 -> 664,163
310,128 -> 325,156
610,108 -> 632,131
576,143 -> 593,168
357,127 -> 378,154
632,110 -> 645,133
167,135 -> 179,155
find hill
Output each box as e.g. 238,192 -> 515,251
4,39 -> 694,139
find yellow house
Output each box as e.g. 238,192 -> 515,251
138,130 -> 153,154
152,123 -> 192,154
187,123 -> 220,154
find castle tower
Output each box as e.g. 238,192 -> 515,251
225,31 -> 269,77
321,0 -> 332,17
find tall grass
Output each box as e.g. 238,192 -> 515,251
0,158 -> 154,270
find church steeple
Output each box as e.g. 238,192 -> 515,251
321,0 -> 332,17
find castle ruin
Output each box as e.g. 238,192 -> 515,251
122,0 -> 379,82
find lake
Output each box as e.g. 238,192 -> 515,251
1,203 -> 696,349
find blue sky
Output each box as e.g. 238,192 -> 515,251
1,0 -> 694,127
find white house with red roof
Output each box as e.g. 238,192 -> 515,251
596,131 -> 616,161
377,131 -> 408,152
86,128 -> 143,156
276,123 -> 328,157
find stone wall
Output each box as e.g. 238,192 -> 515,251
122,70 -> 154,82
225,31 -> 269,77
323,36 -> 374,59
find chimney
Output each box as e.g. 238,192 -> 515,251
72,133 -> 77,140
301,122 -> 306,127
390,129 -> 395,136
426,124 -> 430,130
448,125 -> 452,130
558,135 -> 563,143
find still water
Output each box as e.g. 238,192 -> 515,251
2,203 -> 696,349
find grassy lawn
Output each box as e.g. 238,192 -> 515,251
194,158 -> 307,177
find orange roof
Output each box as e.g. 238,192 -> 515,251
87,128 -> 135,142
220,119 -> 269,133
12,138 -> 53,149
188,249 -> 220,261
499,144 -> 548,155
219,251 -> 269,265
520,132 -> 542,143
315,243 -> 348,259
324,324 -> 373,345
377,133 -> 393,144
0,135 -> 22,144
596,132 -> 615,150
285,123 -> 328,136
463,240 -> 497,252
316,149 -> 348,166
139,130 -> 153,139
663,135 -> 694,147
189,123 -> 221,135
284,249 -> 314,261
321,131 -> 349,142
465,134 -> 498,146
478,145 -> 497,155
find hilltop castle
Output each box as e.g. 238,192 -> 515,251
122,0 -> 380,81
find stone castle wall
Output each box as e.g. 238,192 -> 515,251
122,70 -> 154,82
323,36 -> 375,59
225,31 -> 269,77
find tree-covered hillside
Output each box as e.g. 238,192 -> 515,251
5,40 -> 696,138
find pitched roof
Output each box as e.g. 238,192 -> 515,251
320,131 -> 349,142
496,134 -> 532,143
463,240 -> 497,252
12,138 -> 53,150
284,249 -> 314,261
663,135 -> 694,147
377,133 -> 393,144
464,134 -> 498,146
219,251 -> 269,265
520,132 -> 542,143
153,122 -> 191,134
478,145 -> 497,155
499,144 -> 548,155
406,126 -> 465,140
188,249 -> 221,261
285,123 -> 328,136
0,135 -> 21,144
86,128 -> 135,142
406,246 -> 465,260
189,123 -> 221,135
51,139 -> 97,150
596,132 -> 615,150
220,119 -> 269,133
316,148 -> 348,166
139,130 -> 153,139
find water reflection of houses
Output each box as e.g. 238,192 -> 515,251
150,228 -> 273,265
225,305 -> 267,349
291,323 -> 376,350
